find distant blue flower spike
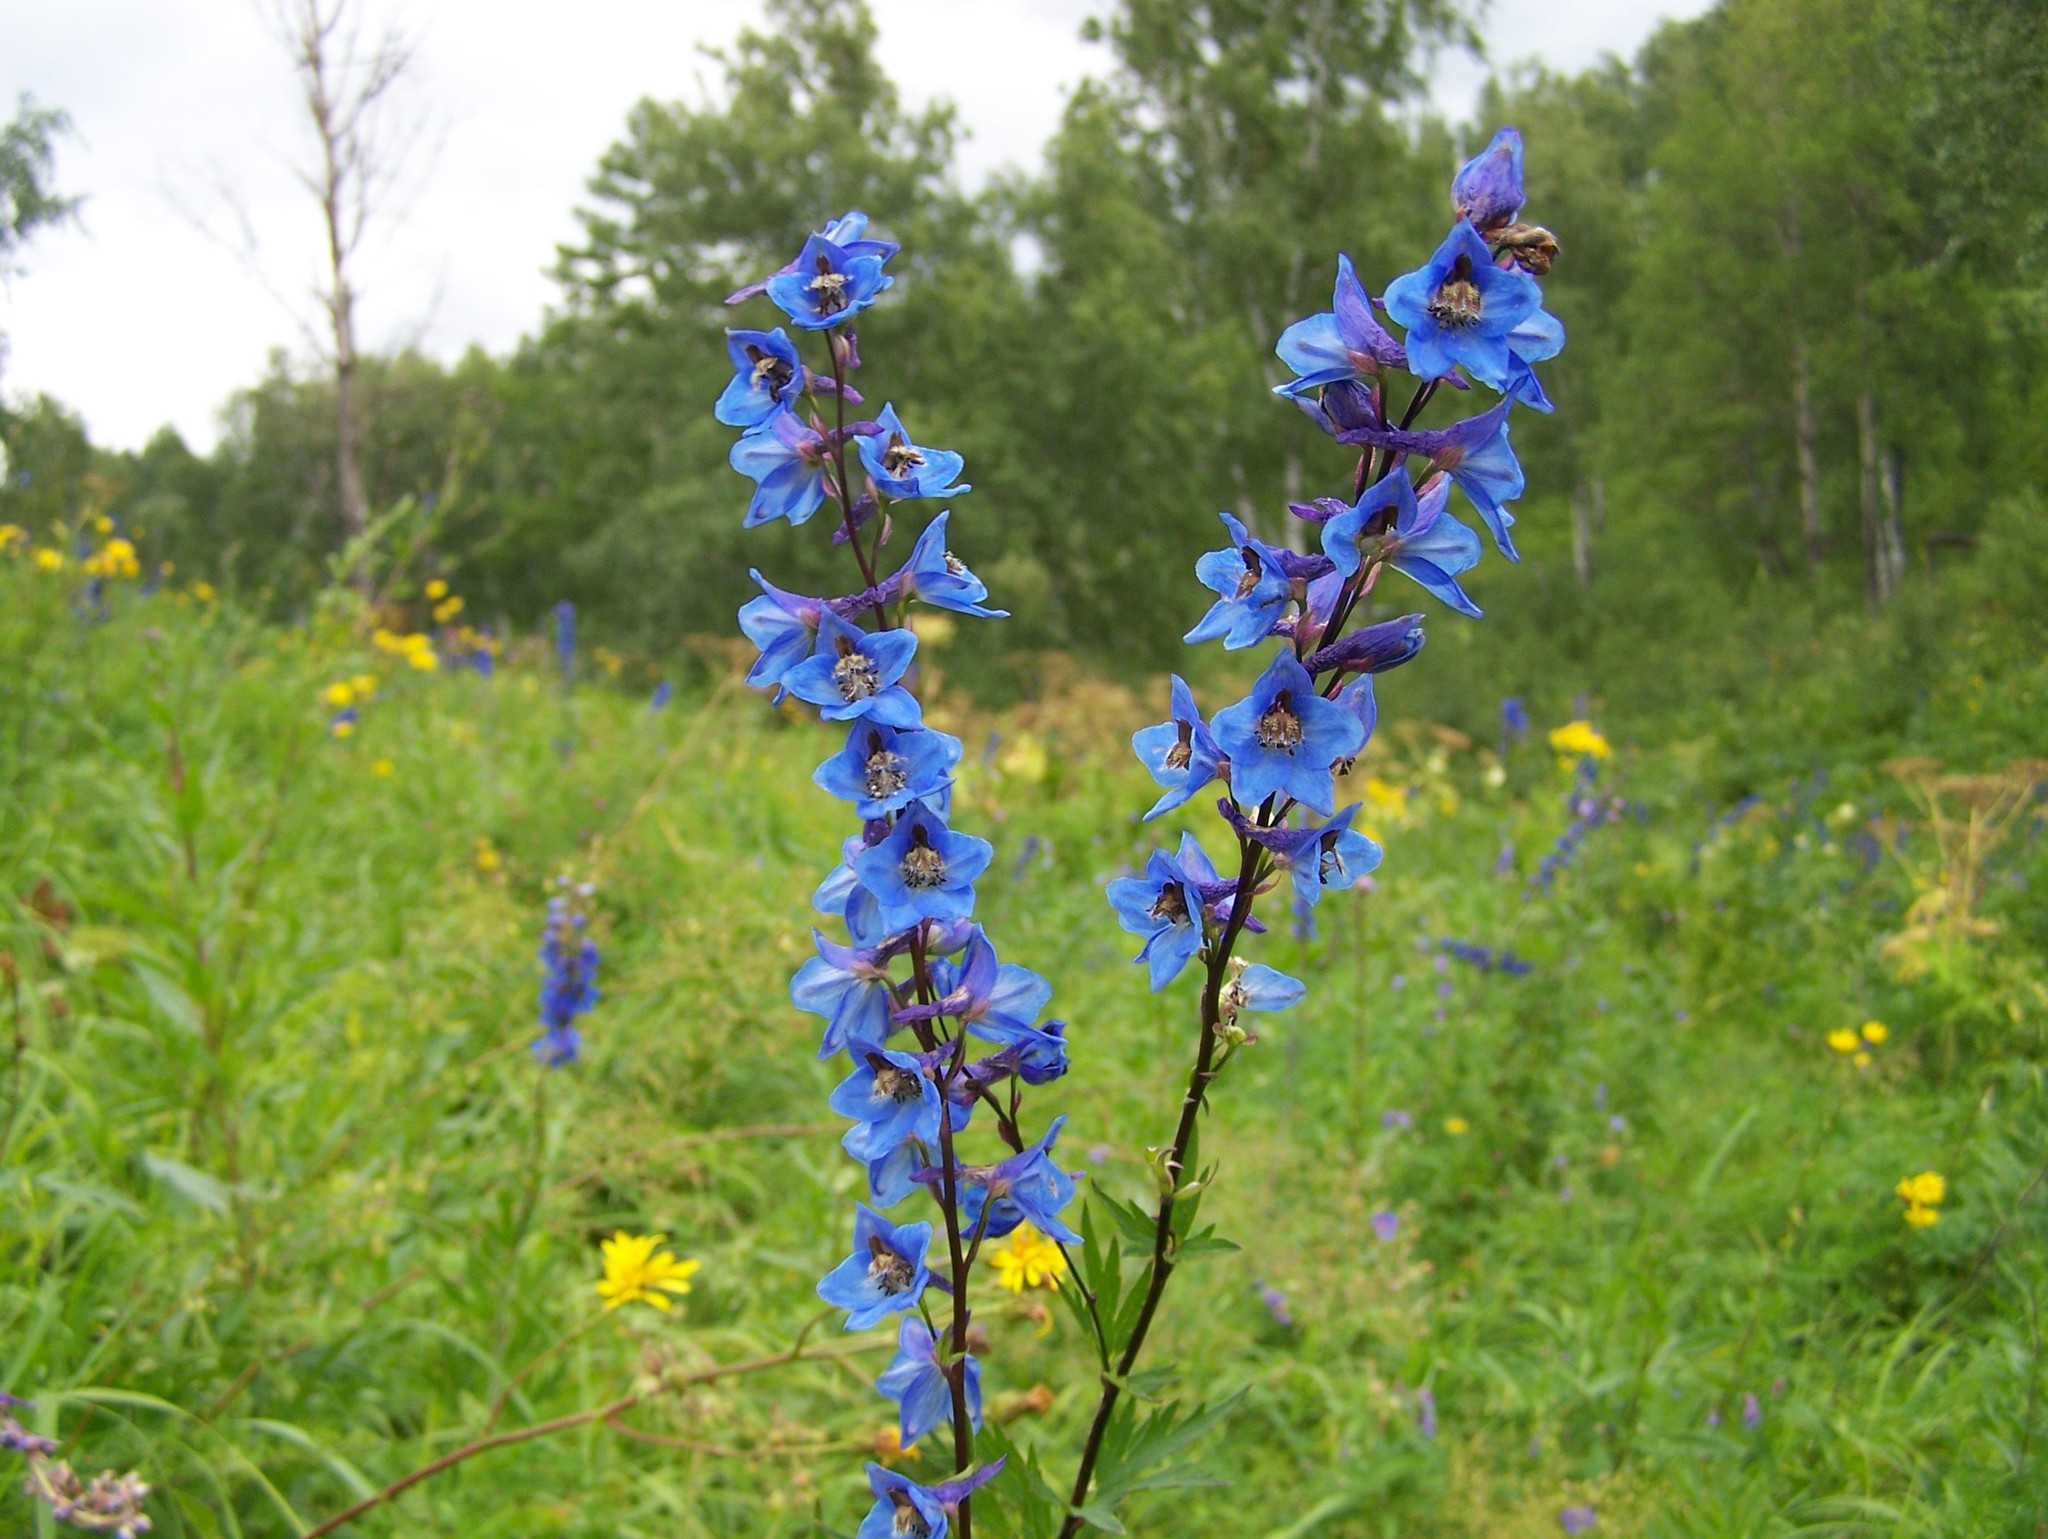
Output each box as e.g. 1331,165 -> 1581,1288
816,720 -> 963,819
782,607 -> 923,724
791,929 -> 897,1060
766,233 -> 894,330
1106,847 -> 1206,990
1382,221 -> 1543,388
833,1047 -> 947,1160
730,409 -> 832,527
1186,513 -> 1297,649
1273,252 -> 1410,397
1323,473 -> 1483,618
858,404 -> 971,499
850,800 -> 993,927
1338,396 -> 1524,559
715,327 -> 805,426
533,896 -> 598,1066
1211,650 -> 1366,815
1132,673 -> 1225,819
1453,128 -> 1525,233
876,1318 -> 982,1449
727,210 -> 899,305
817,1204 -> 933,1330
897,511 -> 1008,617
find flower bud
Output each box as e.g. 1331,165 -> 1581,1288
1491,222 -> 1558,276
1452,127 -> 1524,234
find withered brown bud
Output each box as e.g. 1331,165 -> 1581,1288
1492,223 -> 1559,277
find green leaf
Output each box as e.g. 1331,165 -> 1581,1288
142,1152 -> 231,1213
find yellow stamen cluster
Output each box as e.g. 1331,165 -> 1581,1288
989,1223 -> 1067,1293
1895,1171 -> 1944,1227
595,1231 -> 701,1311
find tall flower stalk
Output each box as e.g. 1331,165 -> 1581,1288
725,212 -> 1035,1539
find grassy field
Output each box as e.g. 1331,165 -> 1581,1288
2,558 -> 2045,1538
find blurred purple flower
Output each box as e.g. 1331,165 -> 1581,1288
1559,1506 -> 1597,1535
1372,1211 -> 1399,1242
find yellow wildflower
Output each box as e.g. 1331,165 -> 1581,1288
321,681 -> 356,709
997,734 -> 1049,785
1547,721 -> 1612,760
1903,1204 -> 1939,1228
475,837 -> 502,873
351,674 -> 378,696
424,578 -> 449,601
595,1231 -> 701,1311
1852,1050 -> 1872,1069
0,523 -> 26,553
989,1223 -> 1067,1293
93,515 -> 113,534
1361,776 -> 1407,812
1825,1028 -> 1861,1054
190,581 -> 217,603
1895,1171 -> 1945,1208
1444,1116 -> 1470,1136
1859,1021 -> 1888,1045
330,719 -> 355,739
593,645 -> 624,678
371,759 -> 394,777
32,547 -> 64,572
432,595 -> 464,624
873,1427 -> 922,1466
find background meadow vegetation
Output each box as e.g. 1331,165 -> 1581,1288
4,0 -> 2048,1534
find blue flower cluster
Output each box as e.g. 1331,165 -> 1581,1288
533,881 -> 599,1066
1115,125 -> 1564,1013
725,211 -> 1050,1523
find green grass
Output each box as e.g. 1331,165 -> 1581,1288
2,562 -> 2045,1538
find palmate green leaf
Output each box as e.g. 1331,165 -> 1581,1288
1089,1388 -> 1248,1516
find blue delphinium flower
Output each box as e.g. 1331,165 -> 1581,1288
833,1048 -> 947,1160
854,1460 -> 1006,1539
1211,650 -> 1366,815
895,512 -> 1008,618
1185,512 -> 1299,649
649,680 -> 673,711
1131,674 -> 1225,819
767,233 -> 895,329
533,894 -> 599,1066
1382,221 -> 1544,388
714,327 -> 805,426
1225,802 -> 1383,908
1272,252 -> 1410,396
896,927 -> 1052,1043
1219,961 -> 1307,1018
950,1115 -> 1081,1242
1302,612 -> 1427,680
1337,396 -> 1523,559
851,800 -> 993,926
876,1318 -> 982,1449
816,721 -> 962,818
726,211 -> 899,305
783,608 -> 922,725
791,930 -> 897,1059
737,570 -> 827,694
1453,127 -> 1525,232
857,404 -> 970,499
553,600 -> 575,680
1106,846 -> 1206,990
730,410 -> 833,527
1322,473 -> 1483,617
817,1204 -> 934,1330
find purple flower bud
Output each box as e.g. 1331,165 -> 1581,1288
1742,1391 -> 1762,1429
1415,1386 -> 1437,1438
1372,1211 -> 1399,1242
1453,127 -> 1525,233
1558,1505 -> 1597,1536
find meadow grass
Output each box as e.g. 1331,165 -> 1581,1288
2,564 -> 2045,1538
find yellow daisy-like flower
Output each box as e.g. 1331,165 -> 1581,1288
1443,1116 -> 1470,1136
1902,1204 -> 1939,1228
1825,1028 -> 1861,1054
595,1231 -> 701,1312
191,580 -> 217,603
351,673 -> 378,696
432,595 -> 464,624
0,523 -> 27,553
1860,1021 -> 1888,1045
32,546 -> 65,572
1547,721 -> 1612,760
424,578 -> 449,601
322,681 -> 356,709
989,1223 -> 1067,1294
330,719 -> 355,739
475,837 -> 502,873
371,758 -> 394,777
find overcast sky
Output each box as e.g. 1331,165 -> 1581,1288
1,0 -> 1712,453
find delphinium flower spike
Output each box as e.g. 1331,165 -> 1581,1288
722,213 -> 1070,1539
1060,127 -> 1567,1538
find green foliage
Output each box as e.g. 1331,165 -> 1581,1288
0,93 -> 74,280
2,517 -> 2046,1534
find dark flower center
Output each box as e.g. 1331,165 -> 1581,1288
746,344 -> 794,393
1426,254 -> 1484,330
867,1235 -> 915,1294
1257,691 -> 1305,751
1148,881 -> 1189,925
871,1060 -> 923,1105
864,734 -> 909,799
889,1490 -> 932,1538
943,551 -> 968,577
833,638 -> 881,700
1233,546 -> 1265,600
881,433 -> 924,476
809,254 -> 851,315
1221,976 -> 1248,1014
901,827 -> 948,890
1163,740 -> 1192,771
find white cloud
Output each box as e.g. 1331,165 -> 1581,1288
0,0 -> 1707,453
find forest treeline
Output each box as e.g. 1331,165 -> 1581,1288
4,0 -> 2045,718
